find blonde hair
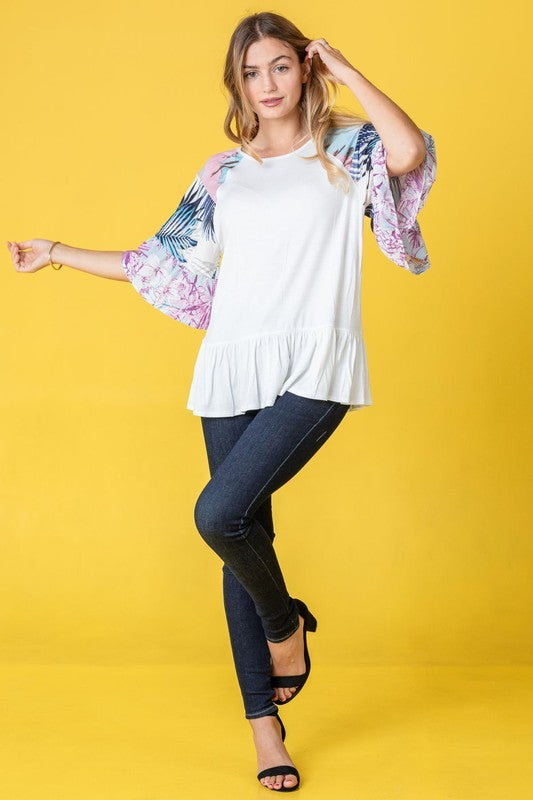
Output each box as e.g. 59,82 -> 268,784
222,11 -> 369,192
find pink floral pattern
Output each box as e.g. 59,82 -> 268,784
122,236 -> 218,329
325,122 -> 436,274
122,151 -> 241,329
367,129 -> 436,274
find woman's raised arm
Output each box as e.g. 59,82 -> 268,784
6,239 -> 128,281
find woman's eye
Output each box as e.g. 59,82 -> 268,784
244,65 -> 289,79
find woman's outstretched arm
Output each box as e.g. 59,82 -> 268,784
5,239 -> 128,281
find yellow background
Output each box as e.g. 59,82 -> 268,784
1,0 -> 532,798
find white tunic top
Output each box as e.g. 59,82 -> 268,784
121,123 -> 437,418
188,136 -> 369,416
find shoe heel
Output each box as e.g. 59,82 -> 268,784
295,598 -> 318,632
305,611 -> 318,632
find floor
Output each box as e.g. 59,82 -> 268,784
1,663 -> 531,799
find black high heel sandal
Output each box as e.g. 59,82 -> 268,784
256,713 -> 301,792
270,597 -> 318,706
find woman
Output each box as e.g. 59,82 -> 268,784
7,11 -> 436,793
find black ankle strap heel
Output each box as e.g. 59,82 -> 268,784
270,597 -> 317,706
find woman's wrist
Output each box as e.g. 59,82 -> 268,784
48,241 -> 64,269
48,242 -> 128,281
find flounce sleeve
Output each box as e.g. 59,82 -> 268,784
361,123 -> 437,275
121,164 -> 221,329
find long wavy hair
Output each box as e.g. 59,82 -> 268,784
222,11 -> 369,192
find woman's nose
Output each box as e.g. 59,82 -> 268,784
261,77 -> 277,92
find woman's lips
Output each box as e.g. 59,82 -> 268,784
260,98 -> 283,107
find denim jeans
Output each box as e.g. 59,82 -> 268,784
194,390 -> 350,719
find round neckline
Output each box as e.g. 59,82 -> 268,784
239,136 -> 314,161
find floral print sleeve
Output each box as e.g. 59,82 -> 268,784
357,122 -> 437,274
121,161 -> 222,329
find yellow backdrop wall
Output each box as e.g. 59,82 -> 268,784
2,0 -> 531,668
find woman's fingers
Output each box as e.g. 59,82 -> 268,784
7,242 -> 22,268
7,240 -> 26,269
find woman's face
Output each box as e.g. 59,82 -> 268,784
241,37 -> 309,123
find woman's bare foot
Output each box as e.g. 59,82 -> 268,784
267,613 -> 306,703
250,714 -> 299,791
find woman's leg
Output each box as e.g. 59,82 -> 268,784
200,409 -> 280,719
194,390 -> 349,644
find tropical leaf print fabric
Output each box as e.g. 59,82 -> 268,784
363,124 -> 436,274
121,169 -> 223,329
325,122 -> 437,274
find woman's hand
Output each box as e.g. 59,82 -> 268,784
304,38 -> 357,86
6,239 -> 53,273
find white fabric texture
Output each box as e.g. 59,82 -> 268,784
187,137 -> 371,416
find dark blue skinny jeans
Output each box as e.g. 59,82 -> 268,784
194,390 -> 350,719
